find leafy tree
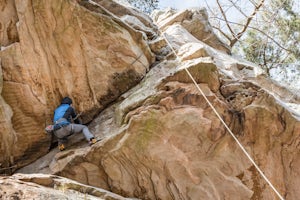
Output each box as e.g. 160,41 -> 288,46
206,0 -> 299,78
238,0 -> 299,75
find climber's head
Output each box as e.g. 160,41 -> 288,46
61,96 -> 73,105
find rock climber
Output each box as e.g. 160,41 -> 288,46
53,96 -> 96,151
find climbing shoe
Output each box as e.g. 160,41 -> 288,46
58,144 -> 65,151
90,137 -> 97,145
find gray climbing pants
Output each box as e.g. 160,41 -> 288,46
54,124 -> 94,145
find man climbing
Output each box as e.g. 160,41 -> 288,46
53,97 -> 96,151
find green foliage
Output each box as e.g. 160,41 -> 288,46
235,0 -> 300,73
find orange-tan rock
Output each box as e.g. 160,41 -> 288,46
0,173 -> 135,200
1,1 -> 300,200
153,8 -> 231,53
0,0 -> 154,171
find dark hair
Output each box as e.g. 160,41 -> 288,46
61,97 -> 72,105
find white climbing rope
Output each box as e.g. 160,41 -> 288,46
160,31 -> 285,200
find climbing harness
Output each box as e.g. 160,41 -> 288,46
160,30 -> 285,200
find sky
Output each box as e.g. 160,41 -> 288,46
158,0 -> 202,10
158,0 -> 300,22
157,0 -> 252,23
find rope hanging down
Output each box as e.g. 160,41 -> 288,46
160,31 -> 285,200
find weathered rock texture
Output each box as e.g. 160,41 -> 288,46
0,0 -> 19,46
20,41 -> 300,200
152,8 -> 231,54
0,0 -> 154,171
2,1 -> 300,200
93,0 -> 158,39
0,173 -> 136,200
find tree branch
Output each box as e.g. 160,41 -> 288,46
211,25 -> 232,41
210,17 -> 292,53
230,0 -> 265,46
228,0 -> 248,17
216,0 -> 236,36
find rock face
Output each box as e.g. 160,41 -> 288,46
2,1 -> 300,200
0,0 -> 154,171
20,41 -> 299,200
93,0 -> 158,39
152,8 -> 231,54
0,0 -> 19,46
0,173 -> 135,200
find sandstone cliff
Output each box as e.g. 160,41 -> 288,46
1,0 -> 299,200
0,0 -> 154,170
